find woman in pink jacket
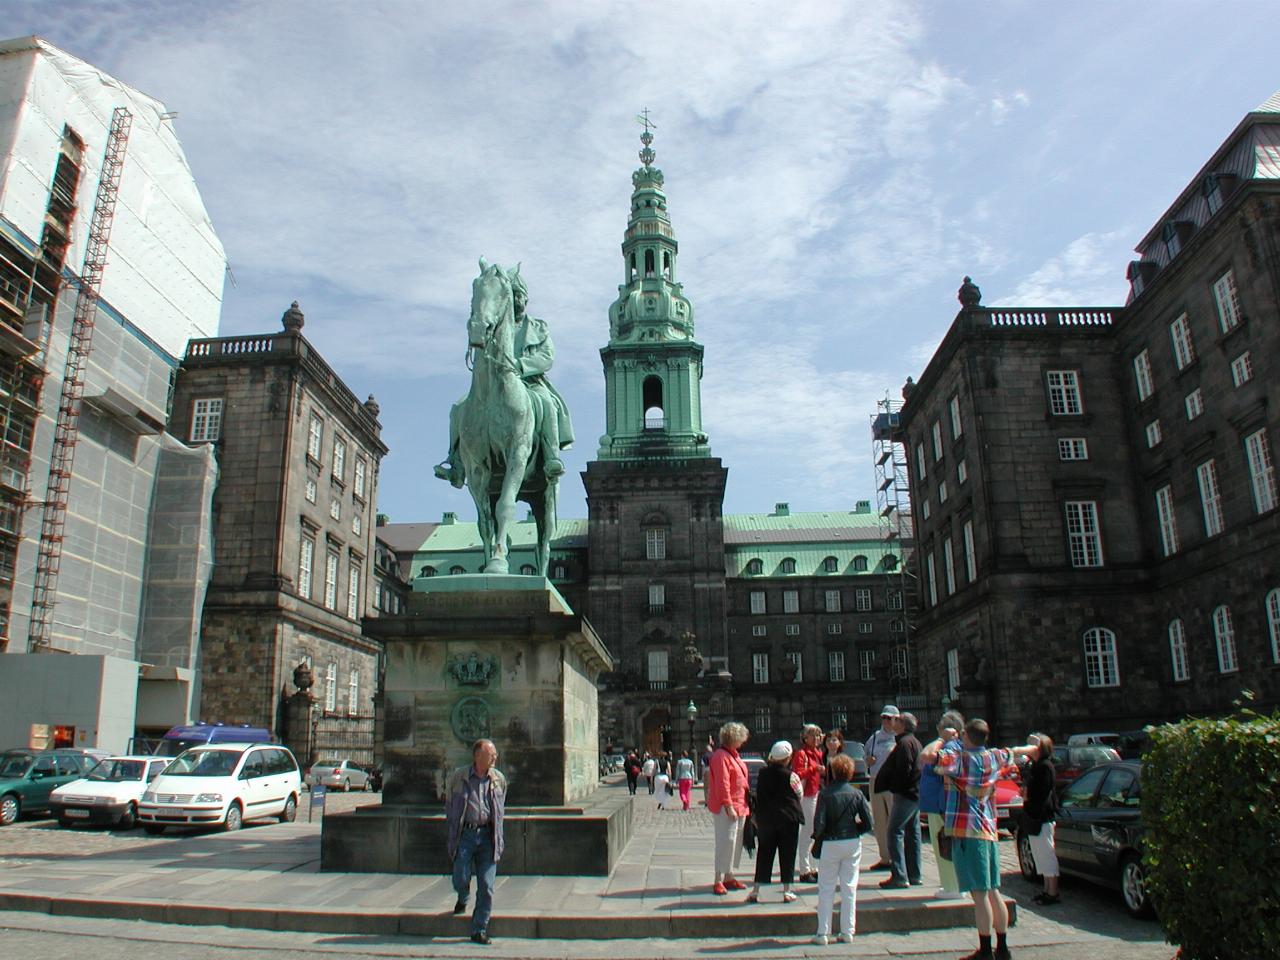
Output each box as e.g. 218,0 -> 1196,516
706,721 -> 751,895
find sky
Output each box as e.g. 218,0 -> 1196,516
8,0 -> 1280,525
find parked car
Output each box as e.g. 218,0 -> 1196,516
307,758 -> 372,791
1053,745 -> 1122,790
138,743 -> 301,833
49,756 -> 171,829
1016,760 -> 1153,918
0,749 -> 101,826
155,723 -> 274,757
845,742 -> 871,795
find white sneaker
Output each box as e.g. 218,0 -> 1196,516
934,889 -> 965,900
836,933 -> 854,943
811,935 -> 828,945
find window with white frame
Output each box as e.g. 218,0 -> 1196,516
922,499 -> 931,520
648,649 -> 669,684
888,590 -> 904,610
828,622 -> 843,635
1185,388 -> 1204,421
190,398 -> 223,442
1245,429 -> 1277,514
946,647 -> 960,699
1267,588 -> 1280,663
750,591 -> 766,614
1133,350 -> 1154,401
891,647 -> 909,679
299,534 -> 315,599
1047,370 -> 1082,415
932,421 -> 944,461
1168,619 -> 1190,682
859,650 -> 874,681
752,652 -> 769,684
324,551 -> 339,609
325,661 -> 337,712
305,478 -> 317,504
950,395 -> 963,438
915,442 -> 927,480
752,624 -> 767,637
957,459 -> 968,484
783,589 -> 799,613
648,583 -> 665,610
785,651 -> 803,682
1231,351 -> 1254,388
332,436 -> 346,481
354,458 -> 367,499
1065,501 -> 1103,567
858,622 -> 872,634
828,651 -> 846,682
329,500 -> 341,521
553,563 -> 567,580
1170,314 -> 1196,370
1083,627 -> 1120,688
890,618 -> 905,633
943,537 -> 956,595
855,588 -> 872,612
1058,438 -> 1089,461
939,480 -> 949,504
754,706 -> 772,733
352,512 -> 362,537
785,623 -> 800,636
1155,485 -> 1179,557
1146,420 -> 1162,448
645,527 -> 666,559
308,414 -> 323,461
347,670 -> 360,714
1212,269 -> 1241,332
824,589 -> 841,613
1213,605 -> 1238,673
926,552 -> 938,605
347,561 -> 360,619
831,706 -> 848,730
1197,459 -> 1225,537
963,520 -> 976,582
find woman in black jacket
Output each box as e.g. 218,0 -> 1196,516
811,753 -> 874,944
748,741 -> 805,903
1021,733 -> 1061,905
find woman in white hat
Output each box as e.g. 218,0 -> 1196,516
747,740 -> 805,903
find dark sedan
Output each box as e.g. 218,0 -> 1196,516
1016,760 -> 1152,918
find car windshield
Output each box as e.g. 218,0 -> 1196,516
88,759 -> 147,782
163,749 -> 244,777
0,755 -> 33,778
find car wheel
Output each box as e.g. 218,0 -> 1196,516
1016,830 -> 1040,881
223,802 -> 243,832
143,824 -> 166,836
116,803 -> 137,831
342,778 -> 350,792
0,794 -> 19,826
279,794 -> 297,823
1120,853 -> 1154,919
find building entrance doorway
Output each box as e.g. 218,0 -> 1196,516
641,707 -> 670,757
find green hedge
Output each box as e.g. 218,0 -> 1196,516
1142,704 -> 1280,959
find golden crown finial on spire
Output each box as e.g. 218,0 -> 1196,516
636,108 -> 657,167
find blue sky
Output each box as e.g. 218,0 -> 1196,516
8,0 -> 1280,524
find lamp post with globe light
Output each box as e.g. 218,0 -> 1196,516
686,700 -> 697,780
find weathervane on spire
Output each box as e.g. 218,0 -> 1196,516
636,108 -> 657,167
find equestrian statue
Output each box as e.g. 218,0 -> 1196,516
433,259 -> 574,576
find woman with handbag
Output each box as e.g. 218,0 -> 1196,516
1021,733 -> 1060,905
706,721 -> 751,895
811,753 -> 874,944
748,740 -> 805,904
920,711 -> 965,900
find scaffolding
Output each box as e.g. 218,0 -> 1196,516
28,106 -> 132,652
871,394 -> 919,705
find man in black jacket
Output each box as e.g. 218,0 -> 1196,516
874,712 -> 923,888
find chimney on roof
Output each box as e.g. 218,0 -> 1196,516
854,500 -> 870,514
376,513 -> 389,527
442,512 -> 457,524
773,502 -> 789,517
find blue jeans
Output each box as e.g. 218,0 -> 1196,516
453,826 -> 497,934
886,795 -> 921,884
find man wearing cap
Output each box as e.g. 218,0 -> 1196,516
864,705 -> 899,870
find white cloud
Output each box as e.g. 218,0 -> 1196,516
991,230 -> 1133,307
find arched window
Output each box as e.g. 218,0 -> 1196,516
643,376 -> 665,430
746,558 -> 763,576
520,564 -> 536,576
629,252 -> 636,281
644,249 -> 655,277
1213,605 -> 1238,673
780,558 -> 796,574
1168,619 -> 1189,682
449,565 -> 465,576
662,250 -> 671,278
852,555 -> 869,572
1268,588 -> 1280,663
1082,627 -> 1120,688
419,565 -> 436,578
823,556 -> 839,573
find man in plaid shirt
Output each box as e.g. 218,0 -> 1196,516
924,718 -> 1037,960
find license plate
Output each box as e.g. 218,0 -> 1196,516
65,809 -> 90,818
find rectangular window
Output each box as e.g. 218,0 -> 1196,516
1058,438 -> 1089,461
1046,370 -> 1082,415
1197,459 -> 1225,537
831,707 -> 848,730
1170,314 -> 1195,370
857,622 -> 872,634
915,442 -> 927,480
754,706 -> 772,734
926,553 -> 938,605
890,618 -> 905,633
963,520 -> 976,582
922,499 -> 931,521
1065,501 -> 1104,567
827,623 -> 843,635
332,436 -> 347,481
888,590 -> 903,611
308,414 -> 323,461
1212,269 -> 1241,332
824,589 -> 841,613
352,512 -> 362,537
957,459 -> 968,484
1133,350 -> 1154,401
859,650 -> 875,681
347,562 -> 360,619
783,589 -> 799,613
347,671 -> 360,715
190,398 -> 223,442
1084,629 -> 1121,688
1155,485 -> 1179,557
943,537 -> 956,595
931,421 -> 944,461
750,590 -> 766,615
785,651 -> 803,683
305,478 -> 317,503
752,652 -> 769,684
949,395 -> 963,439
645,528 -> 666,560
785,623 -> 800,636
1146,420 -> 1162,449
1244,429 -> 1278,514
1185,389 -> 1204,421
354,458 -> 367,499
855,588 -> 872,612
330,500 -> 341,521
1230,351 -> 1253,387
299,535 -> 315,599
751,624 -> 767,637
938,480 -> 949,504
648,650 -> 669,684
828,651 -> 846,682
946,648 -> 960,699
324,551 -> 339,609
891,647 -> 909,680
325,662 -> 337,712
648,583 -> 666,609
1169,620 -> 1190,682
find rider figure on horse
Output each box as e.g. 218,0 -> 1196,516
434,270 -> 574,488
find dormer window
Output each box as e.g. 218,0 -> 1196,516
1161,220 -> 1192,260
1127,260 -> 1157,299
781,558 -> 796,574
823,556 -> 839,573
746,558 -> 763,576
852,555 -> 868,572
1202,173 -> 1228,215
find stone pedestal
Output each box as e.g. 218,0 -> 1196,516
322,576 -> 629,875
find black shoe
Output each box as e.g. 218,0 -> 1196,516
879,877 -> 909,889
452,899 -> 467,915
1033,892 -> 1060,905
868,861 -> 892,871
993,946 -> 1012,960
958,950 -> 993,960
471,931 -> 491,945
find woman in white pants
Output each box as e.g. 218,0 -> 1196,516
811,753 -> 874,944
791,724 -> 826,883
1022,733 -> 1061,905
706,721 -> 751,895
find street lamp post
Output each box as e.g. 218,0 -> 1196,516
686,699 -> 698,781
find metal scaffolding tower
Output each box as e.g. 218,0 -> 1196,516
871,394 -> 919,703
28,106 -> 132,652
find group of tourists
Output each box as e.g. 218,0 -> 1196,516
622,748 -> 697,810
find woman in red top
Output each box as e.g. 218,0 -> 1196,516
791,723 -> 826,883
705,721 -> 750,895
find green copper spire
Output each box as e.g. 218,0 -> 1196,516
596,115 -> 711,461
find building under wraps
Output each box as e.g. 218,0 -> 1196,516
0,36 -> 227,751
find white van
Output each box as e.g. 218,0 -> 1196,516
138,742 -> 301,834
